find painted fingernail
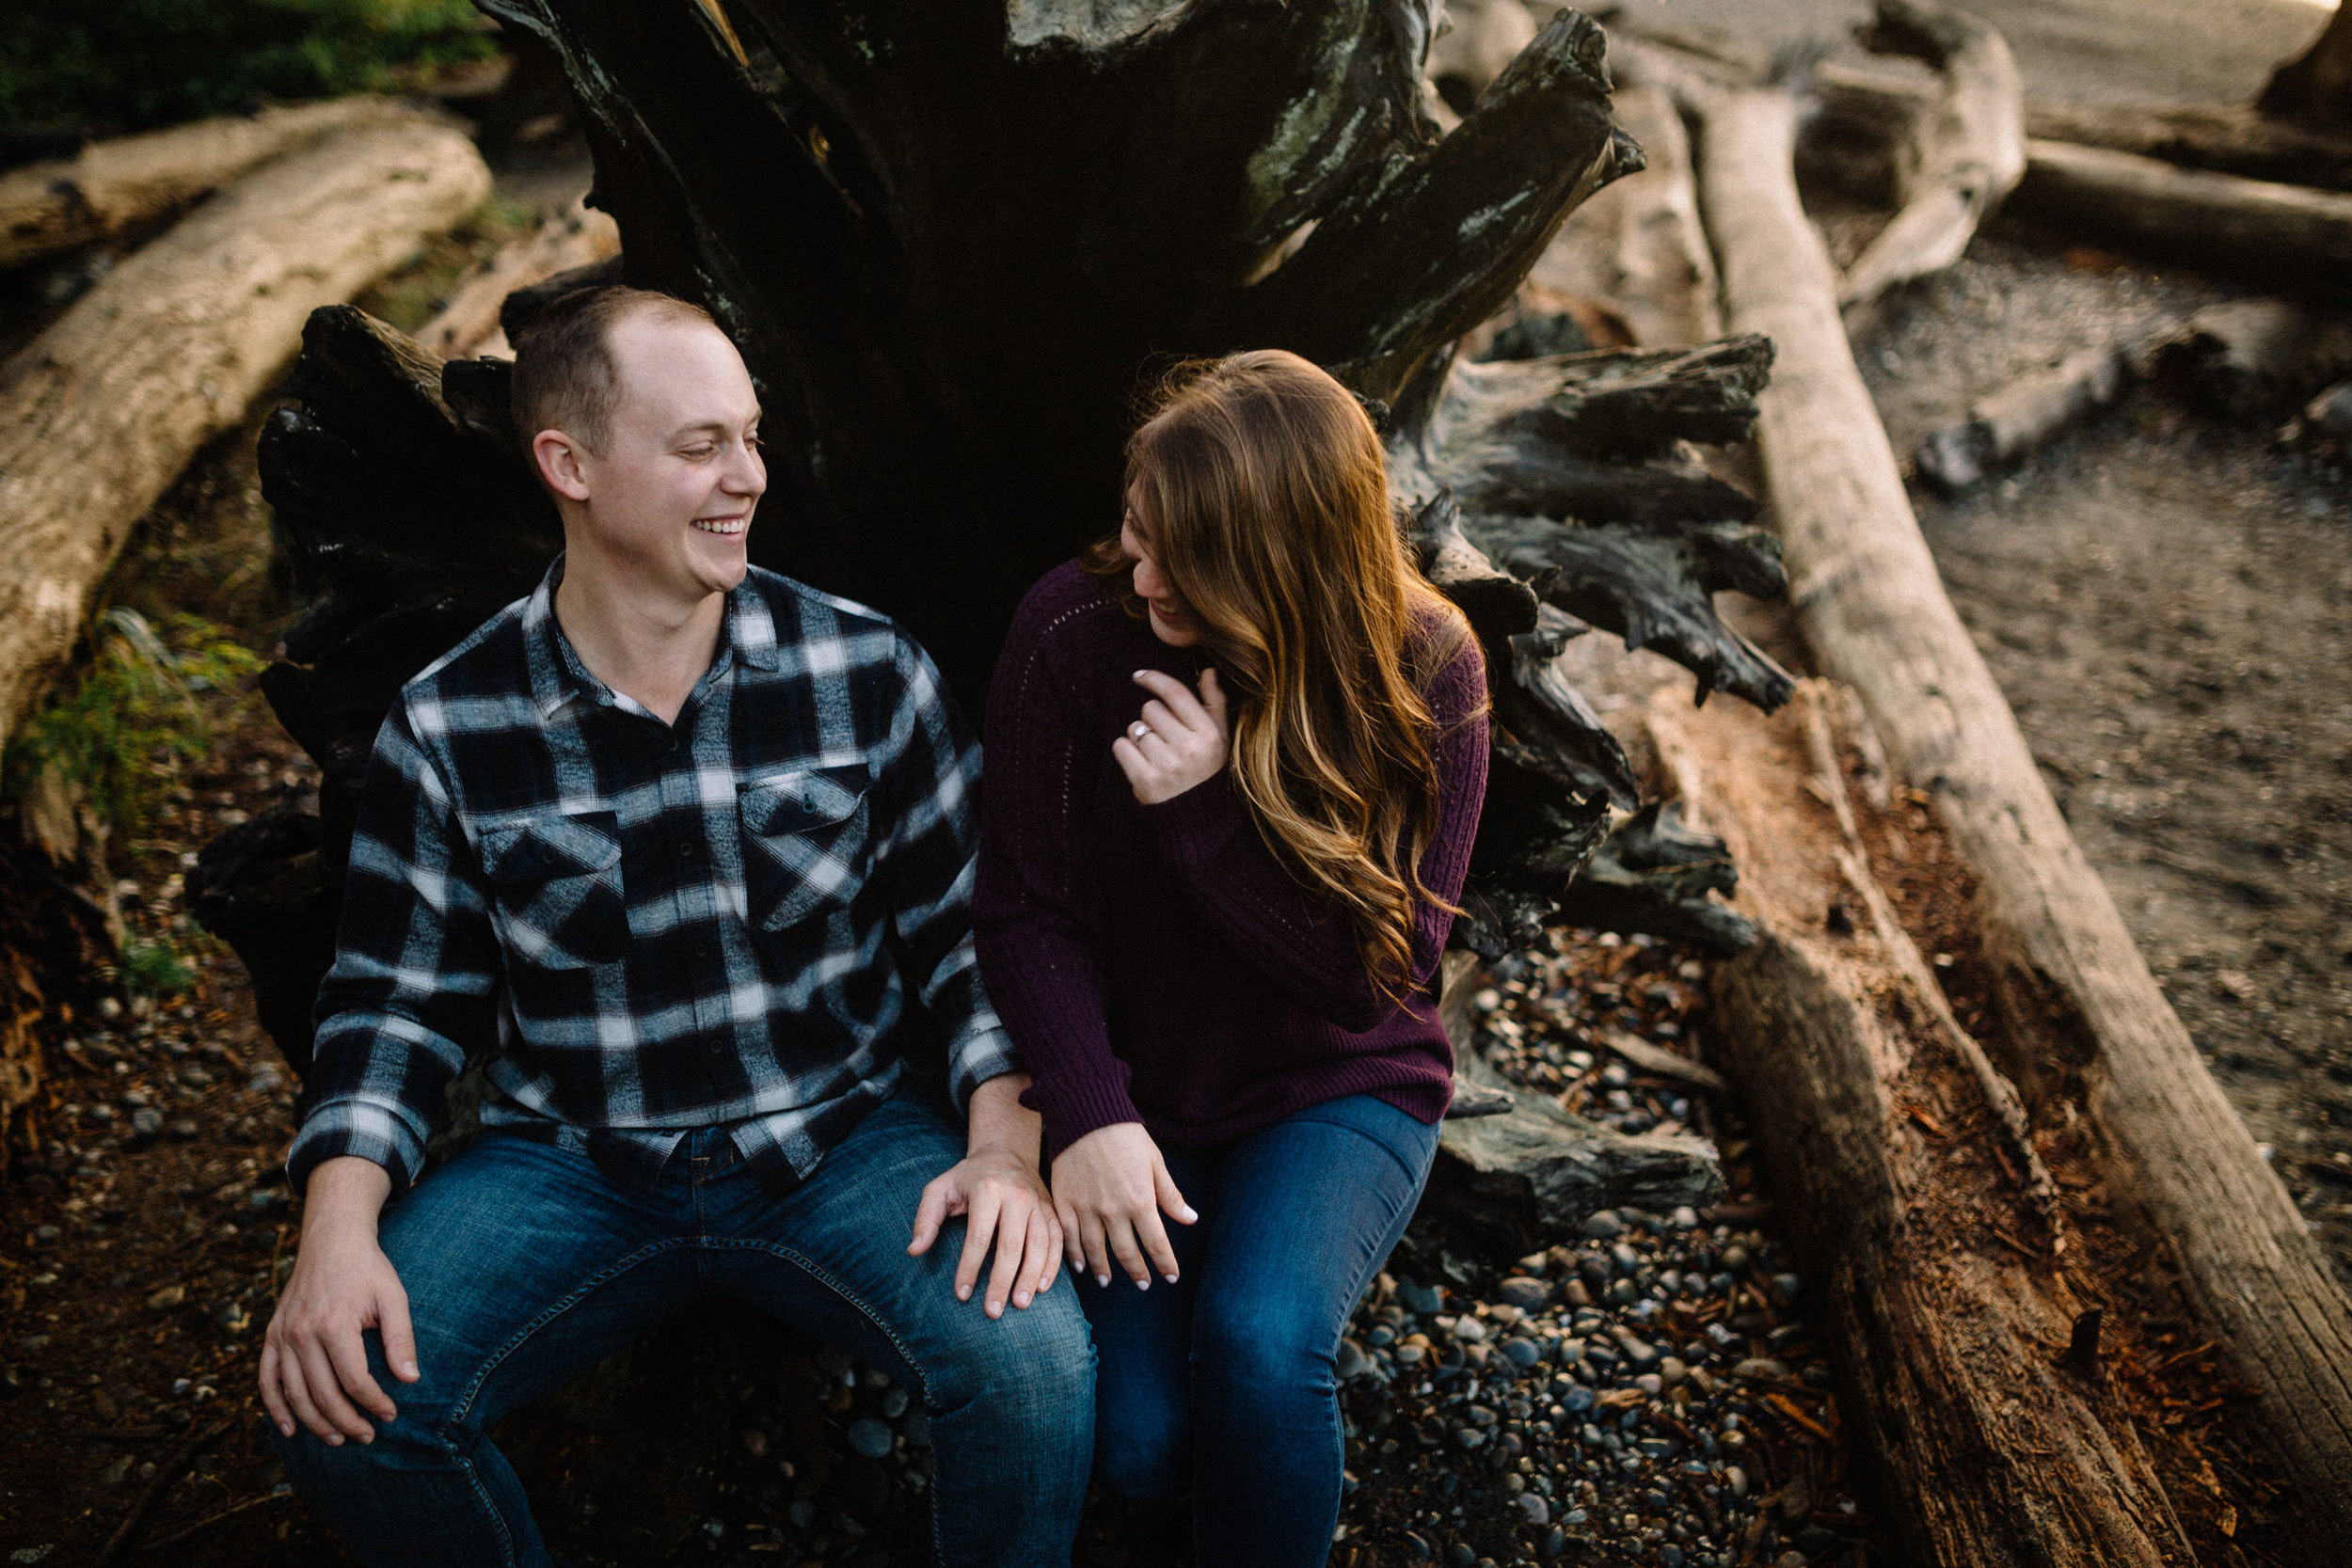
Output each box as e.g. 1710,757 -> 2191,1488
1097,1273 -> 1111,1287
1164,1272 -> 1179,1284
1136,1278 -> 1150,1291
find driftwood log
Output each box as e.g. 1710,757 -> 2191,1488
2005,139 -> 2352,293
1912,329 -> 2157,493
0,98 -> 444,272
415,198 -> 620,360
0,119 -> 491,752
1694,82 -> 2352,1543
1834,0 -> 2025,315
204,6 -> 1804,1070
1648,681 -> 2188,1568
2022,99 -> 2352,195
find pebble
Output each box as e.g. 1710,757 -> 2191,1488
1732,1357 -> 1788,1381
1336,1338 -> 1370,1380
845,1418 -> 893,1459
1517,1492 -> 1550,1527
1497,1275 -> 1550,1311
1579,1209 -> 1625,1241
1397,1279 -> 1446,1315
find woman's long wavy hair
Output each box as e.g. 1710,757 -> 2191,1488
1084,349 -> 1482,1005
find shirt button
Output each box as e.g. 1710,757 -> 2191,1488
676,840 -> 699,859
694,943 -> 714,960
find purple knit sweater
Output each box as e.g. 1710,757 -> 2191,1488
975,560 -> 1489,1163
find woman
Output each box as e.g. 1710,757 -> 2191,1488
974,349 -> 1488,1560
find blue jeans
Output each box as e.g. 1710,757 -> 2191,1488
1080,1093 -> 1440,1567
272,1089 -> 1094,1568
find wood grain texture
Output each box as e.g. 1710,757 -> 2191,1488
1648,682 -> 2189,1568
0,119 -> 491,747
1695,84 -> 2352,1542
0,98 -> 444,271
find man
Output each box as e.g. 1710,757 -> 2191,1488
260,286 -> 1092,1567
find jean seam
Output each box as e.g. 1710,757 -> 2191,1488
703,1236 -> 952,1566
443,1237 -> 689,1429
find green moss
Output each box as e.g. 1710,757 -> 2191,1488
2,609 -> 265,838
121,940 -> 198,998
0,0 -> 496,134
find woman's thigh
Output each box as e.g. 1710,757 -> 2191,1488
1191,1095 -> 1438,1377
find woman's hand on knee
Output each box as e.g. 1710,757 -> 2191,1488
910,1147 -> 1066,1320
1049,1122 -> 1197,1290
260,1157 -> 416,1446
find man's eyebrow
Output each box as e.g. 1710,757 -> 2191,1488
666,412 -> 763,440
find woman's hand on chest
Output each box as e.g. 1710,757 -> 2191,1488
1111,667 -> 1229,805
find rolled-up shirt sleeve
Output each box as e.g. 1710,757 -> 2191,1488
288,703 -> 501,1196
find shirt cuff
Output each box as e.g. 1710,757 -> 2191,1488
1021,1071 -> 1146,1164
945,1020 -> 1023,1117
286,1099 -> 427,1197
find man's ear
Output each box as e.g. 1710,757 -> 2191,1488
532,429 -> 594,502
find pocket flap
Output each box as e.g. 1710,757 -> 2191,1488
479,811 -> 623,883
740,766 -> 868,837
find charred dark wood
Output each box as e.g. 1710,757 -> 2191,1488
1559,800 -> 1753,957
212,8 -> 1795,1066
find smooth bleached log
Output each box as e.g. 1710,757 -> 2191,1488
1695,82 -> 2352,1543
416,198 -> 620,359
2008,138 -> 2352,294
0,119 -> 491,751
1836,0 -> 2026,314
0,98 -> 441,272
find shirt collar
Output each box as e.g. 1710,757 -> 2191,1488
522,553 -> 781,721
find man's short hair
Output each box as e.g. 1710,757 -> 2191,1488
508,284 -> 720,456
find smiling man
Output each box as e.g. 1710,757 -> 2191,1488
259,287 -> 1092,1567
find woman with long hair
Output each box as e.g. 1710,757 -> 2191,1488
974,349 -> 1488,1560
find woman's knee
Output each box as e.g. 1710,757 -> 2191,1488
1192,1295 -> 1333,1407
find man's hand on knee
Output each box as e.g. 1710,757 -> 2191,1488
260,1156 -> 419,1446
909,1074 -> 1064,1319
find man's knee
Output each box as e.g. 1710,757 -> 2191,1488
930,1289 -> 1094,1438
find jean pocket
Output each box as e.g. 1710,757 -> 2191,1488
739,765 -> 870,933
479,810 -> 628,968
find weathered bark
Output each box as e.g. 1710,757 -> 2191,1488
1645,681 -> 2186,1568
1913,331 -> 2155,493
0,119 -> 491,751
1836,0 -> 2026,314
2007,138 -> 2352,294
1695,83 -> 2352,1543
2258,0 -> 2352,138
2283,376 -> 2352,451
2023,99 -> 2352,194
0,98 -> 449,273
416,198 -> 620,359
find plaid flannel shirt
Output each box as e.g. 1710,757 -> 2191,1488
287,557 -> 1015,1196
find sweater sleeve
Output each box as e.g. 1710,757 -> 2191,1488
1142,639 -> 1489,1033
972,578 -> 1145,1162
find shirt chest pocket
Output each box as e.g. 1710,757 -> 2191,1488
739,766 -> 871,932
478,811 -> 628,969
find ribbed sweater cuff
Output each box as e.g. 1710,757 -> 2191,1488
1022,1073 -> 1145,1164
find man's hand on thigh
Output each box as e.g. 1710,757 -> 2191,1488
907,1074 -> 1065,1319
261,1156 -> 420,1446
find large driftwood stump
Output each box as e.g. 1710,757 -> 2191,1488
1694,81 -> 2352,1544
210,7 -> 1799,1068
0,118 -> 491,752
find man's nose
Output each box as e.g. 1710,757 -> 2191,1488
724,442 -> 767,496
